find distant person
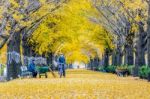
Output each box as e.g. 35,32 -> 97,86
58,54 -> 66,78
28,59 -> 37,78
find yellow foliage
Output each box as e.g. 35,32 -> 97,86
9,0 -> 19,8
0,45 -> 7,64
29,0 -> 114,63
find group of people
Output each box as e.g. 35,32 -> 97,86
27,54 -> 66,78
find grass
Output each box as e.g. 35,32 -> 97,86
0,69 -> 150,99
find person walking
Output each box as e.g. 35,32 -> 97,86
58,54 -> 66,78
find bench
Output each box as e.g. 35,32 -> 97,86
20,66 -> 32,78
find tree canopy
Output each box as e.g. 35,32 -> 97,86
28,0 -> 114,64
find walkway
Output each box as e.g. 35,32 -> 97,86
0,69 -> 150,99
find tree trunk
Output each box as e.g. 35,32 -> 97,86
91,57 -> 99,70
112,50 -> 117,66
104,49 -> 109,67
147,2 -> 150,67
22,38 -> 32,66
94,57 -> 99,67
124,45 -> 134,65
134,22 -> 145,76
116,47 -> 122,66
47,53 -> 55,70
22,28 -> 35,66
90,59 -> 94,70
47,53 -> 53,66
7,32 -> 22,80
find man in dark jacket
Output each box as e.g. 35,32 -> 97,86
58,54 -> 66,78
28,59 -> 37,78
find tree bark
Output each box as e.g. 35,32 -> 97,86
112,50 -> 117,66
94,57 -> 99,67
116,47 -> 122,66
124,45 -> 134,65
90,58 -> 94,70
104,49 -> 109,67
147,2 -> 150,67
7,32 -> 22,80
22,28 -> 36,66
47,53 -> 55,70
47,53 -> 53,66
22,39 -> 31,66
134,22 -> 145,76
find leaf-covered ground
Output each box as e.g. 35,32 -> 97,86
0,69 -> 150,99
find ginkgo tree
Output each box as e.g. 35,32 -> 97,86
0,0 -> 68,80
88,0 -> 150,77
28,0 -> 114,66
